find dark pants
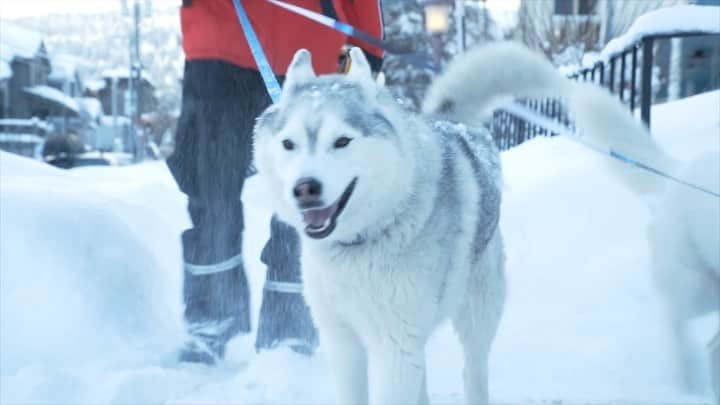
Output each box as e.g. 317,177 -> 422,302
167,60 -> 316,350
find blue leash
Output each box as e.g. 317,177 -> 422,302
609,150 -> 720,198
232,0 -> 282,104
502,102 -> 720,198
232,0 -> 282,177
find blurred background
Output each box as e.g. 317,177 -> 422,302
1,0 -> 717,168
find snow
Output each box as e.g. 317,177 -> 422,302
0,118 -> 52,132
1,91 -> 718,403
23,85 -> 80,114
601,5 -> 720,60
84,78 -> 107,93
100,115 -> 132,126
0,133 -> 43,143
0,61 -> 11,80
650,90 -> 720,160
79,97 -> 104,119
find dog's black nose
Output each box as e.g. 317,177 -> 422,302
293,178 -> 323,204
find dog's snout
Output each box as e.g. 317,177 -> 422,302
293,177 -> 323,204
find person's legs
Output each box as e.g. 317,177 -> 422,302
169,60 -> 317,363
168,60 -> 255,364
255,216 -> 318,354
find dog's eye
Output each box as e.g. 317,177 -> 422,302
334,137 -> 352,149
282,139 -> 295,151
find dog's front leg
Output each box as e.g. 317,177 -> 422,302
367,338 -> 426,405
323,323 -> 368,404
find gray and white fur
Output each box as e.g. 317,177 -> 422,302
426,41 -> 720,402
254,47 -> 506,404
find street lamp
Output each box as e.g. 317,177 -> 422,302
121,0 -> 152,161
421,0 -> 466,59
421,0 -> 452,64
423,2 -> 452,34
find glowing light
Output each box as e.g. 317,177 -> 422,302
425,4 -> 452,34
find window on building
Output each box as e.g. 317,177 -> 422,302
554,0 -> 573,15
578,0 -> 597,15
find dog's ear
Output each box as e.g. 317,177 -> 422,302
283,49 -> 316,96
346,47 -> 375,93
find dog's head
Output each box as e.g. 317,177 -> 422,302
254,48 -> 409,243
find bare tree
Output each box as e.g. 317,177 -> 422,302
514,0 -> 678,66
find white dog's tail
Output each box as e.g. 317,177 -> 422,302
424,41 -> 677,196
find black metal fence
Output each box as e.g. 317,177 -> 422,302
491,99 -> 573,151
492,31 -> 720,151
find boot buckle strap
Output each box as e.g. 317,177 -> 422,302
184,252 -> 243,275
264,280 -> 303,294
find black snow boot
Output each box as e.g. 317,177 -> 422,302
255,217 -> 318,355
178,228 -> 251,365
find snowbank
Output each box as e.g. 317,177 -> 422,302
651,89 -> 720,160
601,5 -> 720,60
0,153 -> 187,402
0,90 -> 718,403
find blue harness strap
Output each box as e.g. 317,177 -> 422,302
232,0 -> 282,104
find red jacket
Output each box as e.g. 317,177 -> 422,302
181,0 -> 383,75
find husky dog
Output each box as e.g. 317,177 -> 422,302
254,47 -> 505,404
426,42 -> 719,402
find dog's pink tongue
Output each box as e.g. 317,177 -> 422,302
302,205 -> 337,228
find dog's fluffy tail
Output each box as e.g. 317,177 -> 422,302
424,41 -> 677,196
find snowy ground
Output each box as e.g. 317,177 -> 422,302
1,91 -> 718,404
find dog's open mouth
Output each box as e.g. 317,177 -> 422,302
301,178 -> 357,239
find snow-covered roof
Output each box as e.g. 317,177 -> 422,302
0,61 -> 11,80
102,67 -> 154,86
23,85 -> 80,114
0,21 -> 45,63
601,5 -> 720,60
84,78 -> 107,93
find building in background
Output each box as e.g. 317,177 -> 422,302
0,21 -> 121,159
96,68 -> 157,118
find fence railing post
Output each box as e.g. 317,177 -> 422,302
494,32 -> 719,151
640,37 -> 654,127
631,44 -> 638,112
620,51 -> 626,103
